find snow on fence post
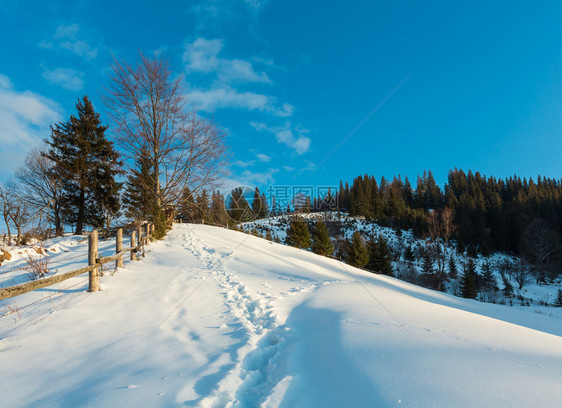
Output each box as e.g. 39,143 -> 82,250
131,230 -> 136,261
88,230 -> 100,292
116,228 -> 123,269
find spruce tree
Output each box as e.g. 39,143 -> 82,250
554,289 -> 562,307
404,245 -> 415,262
502,275 -> 514,298
481,260 -> 497,291
420,250 -> 439,289
345,232 -> 369,268
311,221 -> 334,256
367,236 -> 394,276
260,192 -> 269,218
45,96 -> 121,234
195,190 -> 210,222
176,187 -> 196,222
227,188 -> 252,223
123,151 -> 156,222
460,258 -> 477,299
252,188 -> 264,219
209,191 -> 229,226
448,256 -> 458,279
421,251 -> 434,275
285,217 -> 311,249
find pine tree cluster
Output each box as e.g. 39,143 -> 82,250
333,170 -> 562,260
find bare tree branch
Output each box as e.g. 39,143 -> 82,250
104,53 -> 229,214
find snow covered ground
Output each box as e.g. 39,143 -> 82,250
241,214 -> 562,306
1,223 -> 561,407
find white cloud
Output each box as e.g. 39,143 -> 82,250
187,87 -> 293,116
233,159 -> 255,168
187,1 -> 270,31
0,74 -> 61,179
243,0 -> 269,10
250,121 -> 311,155
256,153 -> 271,162
237,168 -> 278,186
222,167 -> 278,192
184,38 -> 270,84
40,24 -> 98,60
42,68 -> 84,91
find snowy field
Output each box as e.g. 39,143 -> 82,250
1,223 -> 561,407
241,214 -> 562,305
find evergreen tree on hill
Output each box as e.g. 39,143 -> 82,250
176,187 -> 196,222
367,236 -> 394,276
404,244 -> 415,262
285,217 -> 311,249
260,192 -> 269,218
227,188 -> 252,223
421,251 -> 434,275
45,96 -> 121,234
448,256 -> 458,279
502,275 -> 514,298
554,289 -> 562,307
344,232 -> 369,268
195,190 -> 210,222
460,258 -> 477,299
311,221 -> 334,256
420,250 -> 441,289
252,188 -> 267,219
209,191 -> 229,226
481,260 -> 497,291
123,151 -> 155,222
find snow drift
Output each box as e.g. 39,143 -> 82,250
1,224 -> 561,407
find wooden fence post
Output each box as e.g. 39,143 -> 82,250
138,225 -> 142,246
88,230 -> 100,292
116,228 -> 123,268
131,230 -> 136,261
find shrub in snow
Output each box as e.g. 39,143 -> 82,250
25,253 -> 50,280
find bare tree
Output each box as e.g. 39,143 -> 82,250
427,207 -> 457,290
440,207 -> 457,248
0,187 -> 31,245
14,149 -> 64,236
10,195 -> 30,245
512,259 -> 532,290
520,218 -> 562,284
104,53 -> 229,217
0,186 -> 14,244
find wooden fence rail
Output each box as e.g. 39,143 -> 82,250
0,224 -> 154,302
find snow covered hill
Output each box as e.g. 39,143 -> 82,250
1,224 -> 561,407
241,213 -> 562,306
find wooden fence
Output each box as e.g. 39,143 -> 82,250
0,223 -> 154,302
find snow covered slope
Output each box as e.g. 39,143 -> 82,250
1,224 -> 561,407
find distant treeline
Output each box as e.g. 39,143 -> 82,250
335,169 -> 562,255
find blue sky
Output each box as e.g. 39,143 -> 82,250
1,0 -> 561,190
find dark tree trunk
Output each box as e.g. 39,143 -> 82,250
75,188 -> 85,235
54,206 -> 63,236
